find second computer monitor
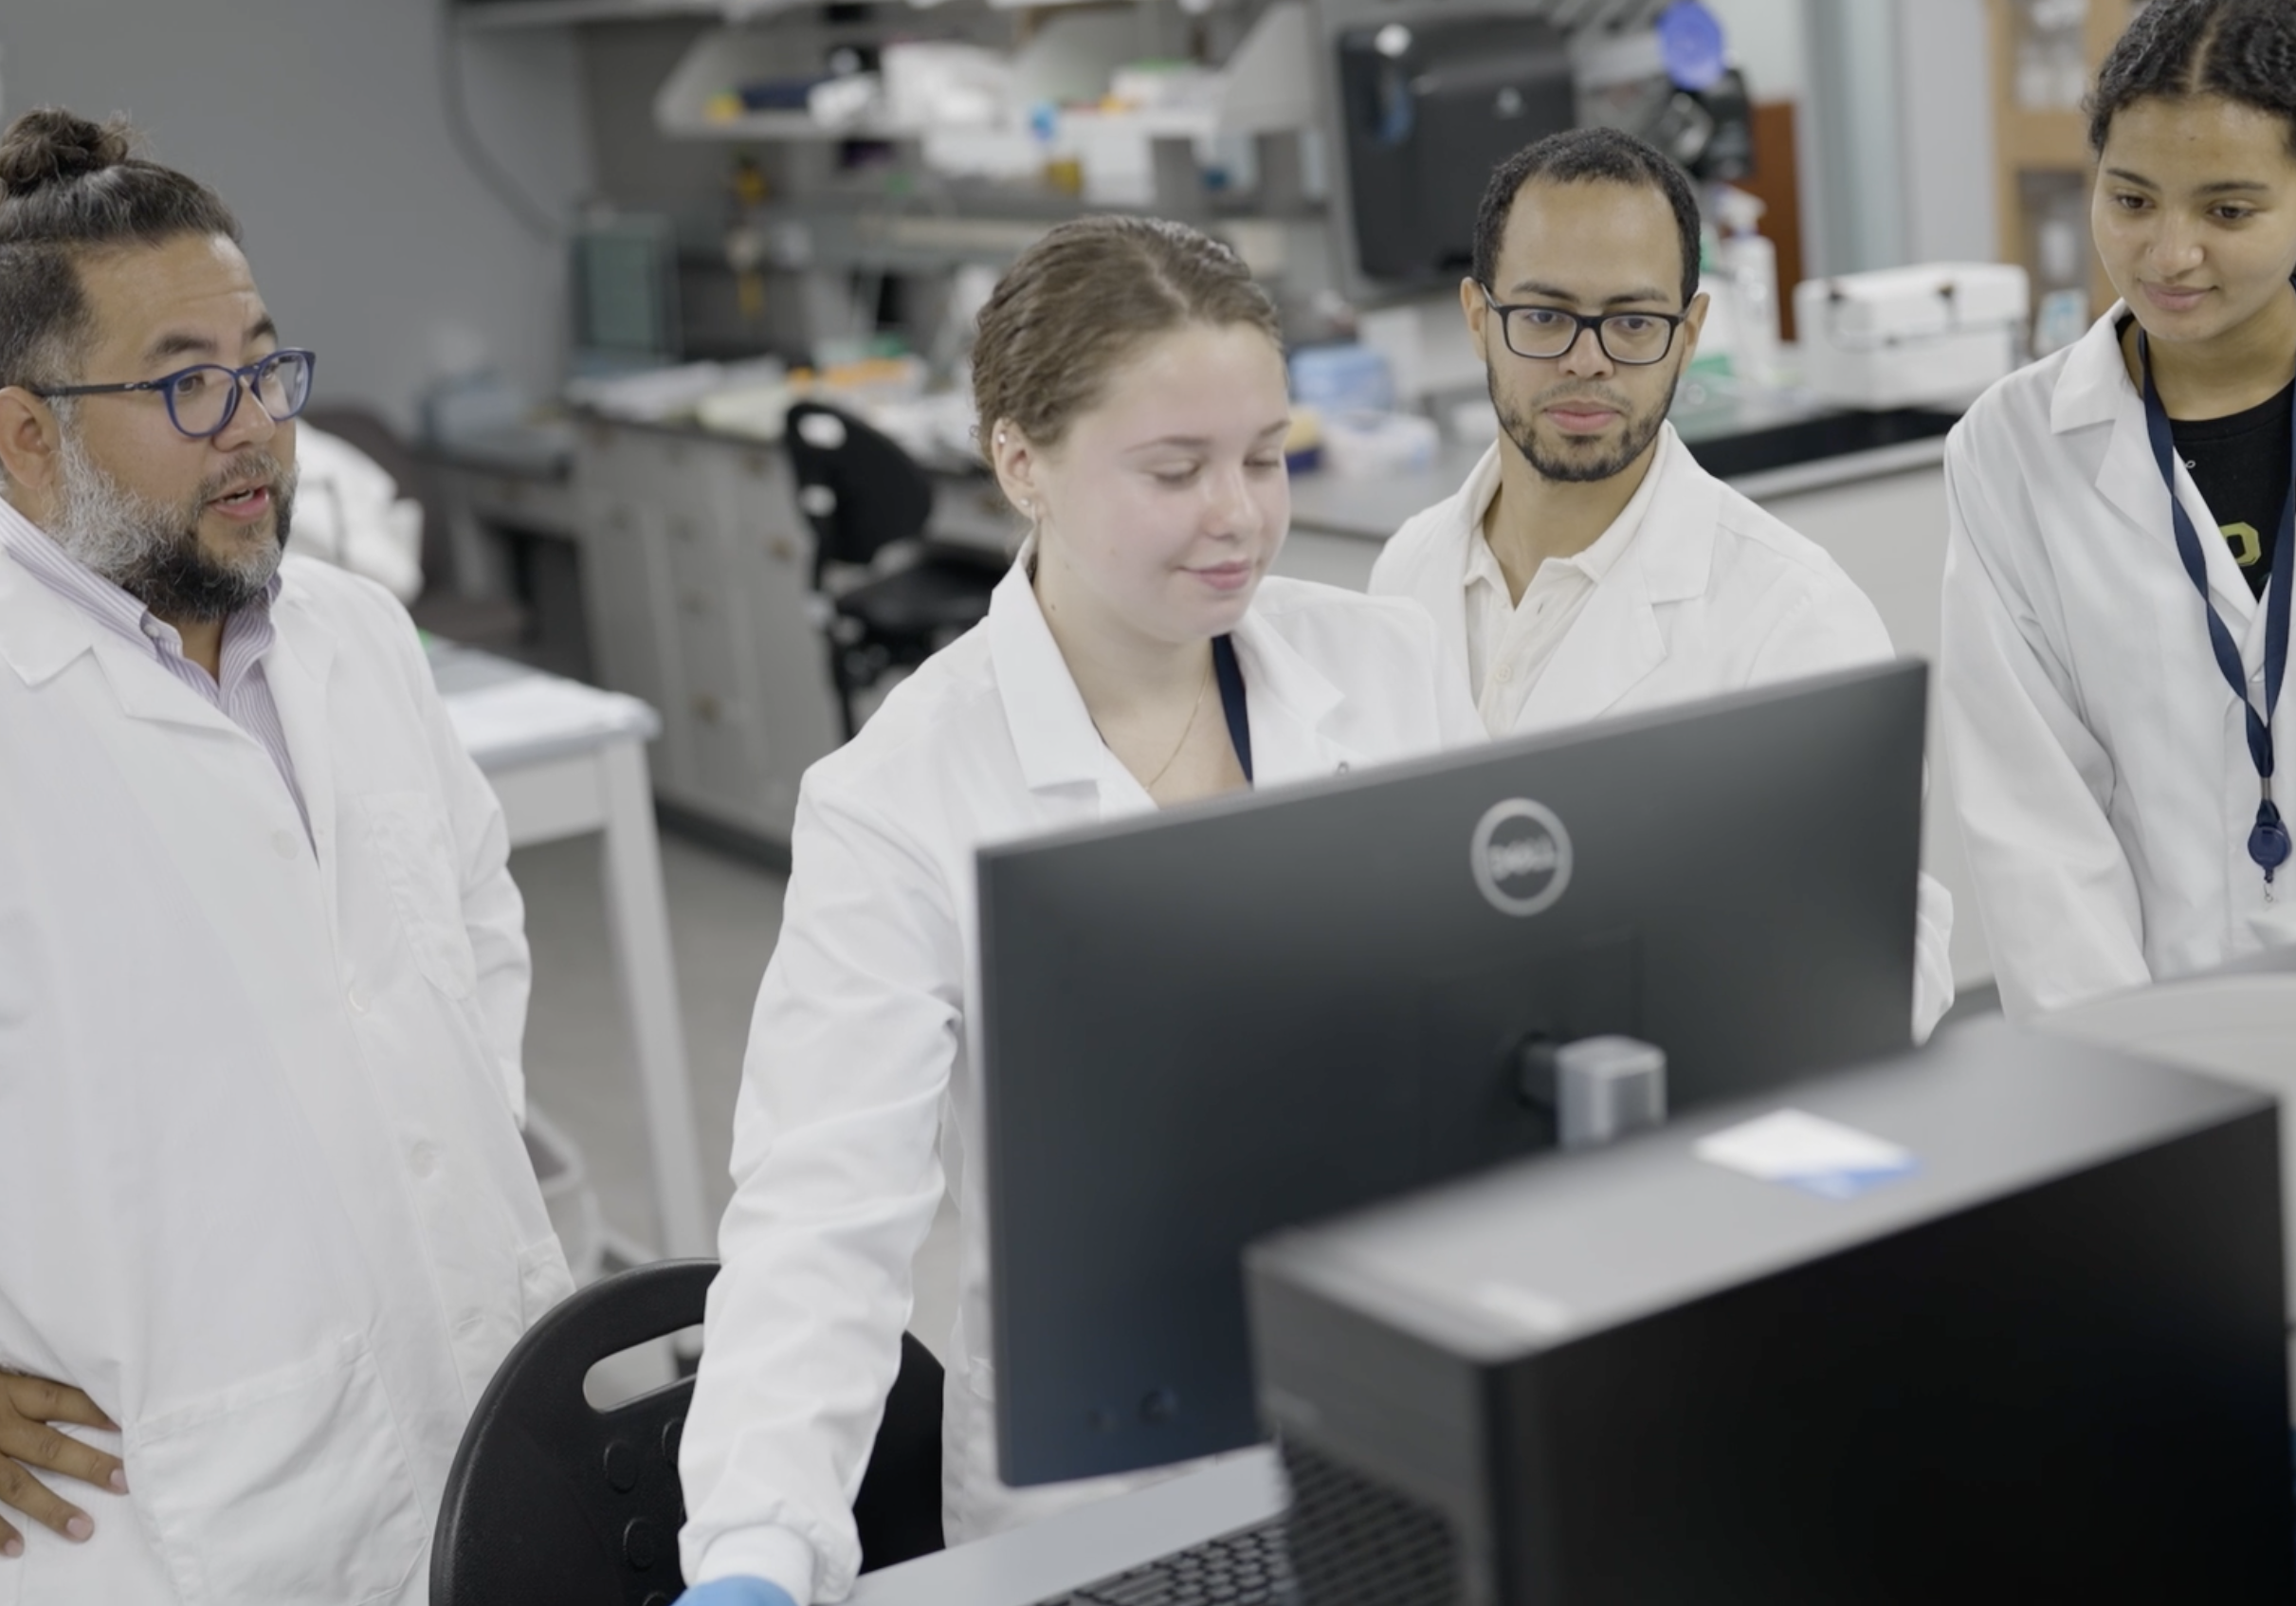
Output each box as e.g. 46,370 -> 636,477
978,661 -> 1927,1487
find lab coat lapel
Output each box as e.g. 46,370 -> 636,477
985,556 -> 1148,814
1230,609 -> 1354,782
0,556 -> 248,740
266,584 -> 345,907
2063,306 -> 2259,628
1513,432 -> 1708,728
1413,446 -> 1501,670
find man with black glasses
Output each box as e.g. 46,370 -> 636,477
1372,126 -> 1954,1037
0,110 -> 567,1602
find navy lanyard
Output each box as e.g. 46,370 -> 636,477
2138,332 -> 2295,883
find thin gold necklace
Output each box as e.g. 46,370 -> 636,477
1099,652 -> 1214,793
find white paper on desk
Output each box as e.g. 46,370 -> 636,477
1694,1108 -> 1918,1200
445,676 -> 641,760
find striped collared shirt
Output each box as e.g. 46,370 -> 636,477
0,496 -> 311,839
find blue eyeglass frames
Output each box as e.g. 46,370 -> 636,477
31,348 -> 317,441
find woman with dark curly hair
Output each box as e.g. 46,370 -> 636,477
1940,0 -> 2296,1017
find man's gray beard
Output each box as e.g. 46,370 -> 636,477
1491,365 -> 1681,485
48,429 -> 297,622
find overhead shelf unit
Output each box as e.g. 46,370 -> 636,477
652,0 -> 1318,147
453,0 -> 721,28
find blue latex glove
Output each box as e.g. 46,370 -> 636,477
674,1579 -> 798,1606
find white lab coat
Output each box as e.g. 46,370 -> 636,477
1371,424 -> 1957,1039
0,552 -> 572,1605
679,560 -> 1484,1603
1940,304 -> 2296,1018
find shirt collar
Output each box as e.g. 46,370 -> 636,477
1467,420 -> 1676,596
987,544 -> 1126,794
0,493 -> 282,678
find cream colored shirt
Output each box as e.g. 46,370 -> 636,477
1463,446 -> 1667,735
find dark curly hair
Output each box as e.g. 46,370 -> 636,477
0,107 -> 239,395
2086,0 -> 2296,155
1470,127 -> 1703,311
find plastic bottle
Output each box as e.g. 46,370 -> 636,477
1712,185 -> 1780,387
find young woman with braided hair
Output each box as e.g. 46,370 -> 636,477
1940,0 -> 2296,1016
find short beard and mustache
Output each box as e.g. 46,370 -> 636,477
47,427 -> 298,622
1490,361 -> 1683,485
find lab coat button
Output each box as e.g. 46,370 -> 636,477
410,1141 -> 439,1178
270,829 -> 297,860
1495,664 -> 1513,684
346,985 -> 369,1015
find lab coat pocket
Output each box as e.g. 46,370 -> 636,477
130,1334 -> 428,1606
356,790 -> 479,999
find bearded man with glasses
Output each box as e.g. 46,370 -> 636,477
1371,126 -> 1956,1040
0,110 -> 568,1604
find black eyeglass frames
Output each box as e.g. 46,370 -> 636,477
1475,287 -> 1686,367
32,348 -> 317,441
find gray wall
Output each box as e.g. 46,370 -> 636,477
0,2 -> 593,432
1798,0 -> 2000,275
1896,0 -> 1998,265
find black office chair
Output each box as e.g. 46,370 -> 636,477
431,1257 -> 946,1606
783,400 -> 1006,739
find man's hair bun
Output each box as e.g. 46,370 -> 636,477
0,109 -> 137,198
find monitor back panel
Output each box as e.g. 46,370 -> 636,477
979,664 -> 1925,1485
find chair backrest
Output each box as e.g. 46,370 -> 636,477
783,401 -> 936,576
431,1258 -> 944,1606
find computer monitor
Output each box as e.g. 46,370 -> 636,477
978,661 -> 1927,1487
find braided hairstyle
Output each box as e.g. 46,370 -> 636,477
0,108 -> 238,395
2086,0 -> 2296,155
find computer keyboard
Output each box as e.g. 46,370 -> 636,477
1036,1518 -> 1295,1606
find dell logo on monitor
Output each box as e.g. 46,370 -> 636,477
1471,798 -> 1573,917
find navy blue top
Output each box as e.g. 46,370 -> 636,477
1212,634 -> 1252,783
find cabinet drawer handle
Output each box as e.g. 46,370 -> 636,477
691,693 -> 722,722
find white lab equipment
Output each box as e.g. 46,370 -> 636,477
676,560 -> 1482,1603
1712,188 -> 1781,386
293,423 -> 427,603
1321,410 -> 1439,479
1795,263 -> 2032,410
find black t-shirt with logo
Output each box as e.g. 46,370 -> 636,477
2170,377 -> 2294,598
